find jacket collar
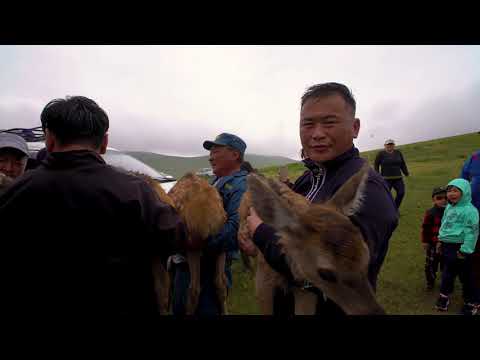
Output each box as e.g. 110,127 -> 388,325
43,150 -> 106,169
212,169 -> 248,188
302,146 -> 359,173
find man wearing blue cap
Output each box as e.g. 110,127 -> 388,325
172,133 -> 248,315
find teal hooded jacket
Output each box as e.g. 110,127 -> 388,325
439,178 -> 479,254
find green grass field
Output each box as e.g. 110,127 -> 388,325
227,132 -> 479,315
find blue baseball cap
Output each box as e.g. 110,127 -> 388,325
203,133 -> 247,155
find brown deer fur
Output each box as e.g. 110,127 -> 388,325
241,163 -> 385,315
137,172 -> 227,315
239,179 -> 318,314
166,173 -> 227,315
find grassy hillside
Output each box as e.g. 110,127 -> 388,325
127,151 -> 297,178
227,132 -> 479,315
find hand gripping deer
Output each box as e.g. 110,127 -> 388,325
141,172 -> 227,315
239,163 -> 385,315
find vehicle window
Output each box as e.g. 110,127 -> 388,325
102,150 -> 175,181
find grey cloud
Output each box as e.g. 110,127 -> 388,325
0,103 -> 42,130
1,82 -> 478,159
358,82 -> 480,149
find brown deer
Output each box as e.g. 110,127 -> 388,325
139,171 -> 228,315
240,163 -> 385,315
239,178 -> 318,315
167,173 -> 227,315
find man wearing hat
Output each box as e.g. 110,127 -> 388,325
374,139 -> 410,210
171,133 -> 248,315
0,133 -> 29,191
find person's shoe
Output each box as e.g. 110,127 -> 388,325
460,303 -> 479,316
435,295 -> 449,312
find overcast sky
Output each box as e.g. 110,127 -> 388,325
1,45 -> 479,159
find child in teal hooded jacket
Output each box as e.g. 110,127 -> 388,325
435,178 -> 479,313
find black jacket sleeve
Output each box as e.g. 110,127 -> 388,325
349,173 -> 399,291
252,223 -> 296,283
140,182 -> 185,263
399,151 -> 409,176
421,210 -> 433,244
374,151 -> 382,173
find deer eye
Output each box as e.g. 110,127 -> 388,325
317,269 -> 337,283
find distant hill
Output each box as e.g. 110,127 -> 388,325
126,151 -> 298,178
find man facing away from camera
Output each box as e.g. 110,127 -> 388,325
0,96 -> 184,323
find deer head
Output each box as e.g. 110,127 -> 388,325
247,163 -> 385,315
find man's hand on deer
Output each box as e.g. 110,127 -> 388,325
238,230 -> 257,257
246,207 -> 263,237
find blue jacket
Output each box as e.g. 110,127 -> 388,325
253,147 -> 399,293
461,150 -> 480,211
208,169 -> 248,259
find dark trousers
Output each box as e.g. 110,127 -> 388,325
386,178 -> 405,209
439,243 -> 476,303
471,252 -> 480,303
425,243 -> 442,286
470,233 -> 480,303
171,256 -> 232,316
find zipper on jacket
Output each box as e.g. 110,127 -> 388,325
306,166 -> 326,202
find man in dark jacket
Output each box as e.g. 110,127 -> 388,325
239,82 -> 398,315
374,139 -> 410,209
0,96 -> 183,323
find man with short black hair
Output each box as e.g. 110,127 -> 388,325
0,96 -> 183,322
239,82 -> 398,315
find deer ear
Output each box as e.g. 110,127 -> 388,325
247,174 -> 299,230
325,163 -> 370,216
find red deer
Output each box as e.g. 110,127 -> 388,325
240,163 -> 385,315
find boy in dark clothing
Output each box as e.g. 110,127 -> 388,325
421,187 -> 447,290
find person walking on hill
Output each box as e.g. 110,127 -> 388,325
374,139 -> 409,210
